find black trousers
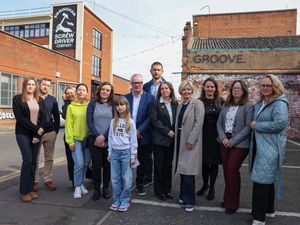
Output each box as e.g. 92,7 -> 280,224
180,174 -> 195,206
252,182 -> 275,222
153,144 -> 174,195
89,137 -> 110,190
144,145 -> 153,183
16,134 -> 40,195
136,145 -> 152,189
64,134 -> 74,183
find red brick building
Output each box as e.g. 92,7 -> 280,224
0,2 -> 118,125
182,9 -> 300,139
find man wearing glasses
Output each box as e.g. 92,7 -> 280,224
125,74 -> 154,196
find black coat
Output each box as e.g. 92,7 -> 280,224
150,99 -> 177,147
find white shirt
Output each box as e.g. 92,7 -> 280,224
132,91 -> 142,122
257,101 -> 266,116
150,79 -> 162,97
225,106 -> 239,133
160,97 -> 173,126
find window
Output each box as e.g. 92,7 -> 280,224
0,73 -> 22,107
93,28 -> 102,50
92,55 -> 101,78
4,23 -> 50,38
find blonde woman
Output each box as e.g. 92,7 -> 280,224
250,75 -> 288,225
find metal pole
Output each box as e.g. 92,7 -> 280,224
200,5 -> 210,37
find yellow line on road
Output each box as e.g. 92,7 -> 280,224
0,156 -> 66,183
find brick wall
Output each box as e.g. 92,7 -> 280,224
113,75 -> 130,95
193,9 -> 297,38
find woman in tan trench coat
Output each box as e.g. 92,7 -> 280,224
173,80 -> 205,212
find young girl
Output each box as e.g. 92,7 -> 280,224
108,96 -> 137,212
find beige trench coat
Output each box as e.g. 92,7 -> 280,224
173,98 -> 205,175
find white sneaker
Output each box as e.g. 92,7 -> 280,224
266,212 -> 275,218
252,219 -> 265,225
80,184 -> 88,195
73,187 -> 82,199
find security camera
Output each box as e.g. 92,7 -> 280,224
55,72 -> 60,78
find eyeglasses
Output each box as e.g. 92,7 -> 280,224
261,84 -> 272,89
131,82 -> 143,86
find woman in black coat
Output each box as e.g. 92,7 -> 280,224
150,81 -> 177,200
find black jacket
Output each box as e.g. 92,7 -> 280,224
12,94 -> 46,138
150,99 -> 177,147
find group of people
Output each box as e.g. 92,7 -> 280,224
13,61 -> 288,225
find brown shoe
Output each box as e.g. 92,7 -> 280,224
29,191 -> 38,199
45,181 -> 57,190
20,194 -> 32,202
34,182 -> 39,192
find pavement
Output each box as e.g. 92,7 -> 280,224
0,129 -> 299,225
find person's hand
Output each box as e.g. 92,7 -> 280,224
130,158 -> 136,165
32,137 -> 40,144
168,130 -> 175,138
107,155 -> 111,162
222,138 -> 229,148
69,144 -> 75,151
250,121 -> 256,129
37,128 -> 44,136
137,130 -> 143,139
96,135 -> 105,146
186,143 -> 194,150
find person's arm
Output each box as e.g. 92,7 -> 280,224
53,99 -> 60,133
138,95 -> 154,134
86,101 -> 100,137
187,100 -> 205,146
107,120 -> 114,161
129,120 -> 138,158
65,106 -> 74,146
216,107 -> 226,142
61,102 -> 68,120
150,101 -> 170,136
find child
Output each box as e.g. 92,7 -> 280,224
108,96 -> 137,212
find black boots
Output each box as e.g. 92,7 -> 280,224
102,188 -> 111,199
92,190 -> 101,201
196,185 -> 209,196
207,188 -> 215,201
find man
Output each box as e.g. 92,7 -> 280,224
125,74 -> 154,195
142,62 -> 165,187
34,78 -> 60,191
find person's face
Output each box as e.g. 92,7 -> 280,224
100,84 -> 111,101
76,85 -> 88,100
232,82 -> 244,99
26,79 -> 36,94
39,80 -> 51,95
65,89 -> 75,101
131,76 -> 143,94
116,103 -> 127,114
160,83 -> 171,99
260,78 -> 274,98
181,85 -> 192,100
204,81 -> 216,98
150,65 -> 163,80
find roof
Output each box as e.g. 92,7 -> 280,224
189,36 -> 300,51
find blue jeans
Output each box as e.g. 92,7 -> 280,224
72,140 -> 91,188
180,174 -> 195,207
111,148 -> 132,203
16,134 -> 41,194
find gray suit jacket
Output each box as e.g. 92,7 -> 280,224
217,103 -> 254,148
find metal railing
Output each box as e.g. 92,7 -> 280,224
0,7 -> 50,18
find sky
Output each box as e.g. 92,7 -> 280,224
1,0 -> 300,94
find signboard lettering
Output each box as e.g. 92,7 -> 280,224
0,112 -> 15,120
193,54 -> 246,64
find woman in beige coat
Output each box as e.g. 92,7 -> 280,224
173,81 -> 205,212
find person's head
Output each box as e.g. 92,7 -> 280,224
22,77 -> 40,102
260,74 -> 284,103
150,62 -> 164,81
178,80 -> 193,102
225,80 -> 249,106
113,96 -> 131,133
39,78 -> 52,95
200,77 -> 219,101
96,82 -> 114,104
130,74 -> 144,95
156,81 -> 176,103
64,87 -> 75,101
75,83 -> 89,102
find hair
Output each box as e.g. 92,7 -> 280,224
64,86 -> 74,95
130,73 -> 143,82
260,74 -> 285,103
40,77 -> 52,85
225,80 -> 249,106
21,77 -> 40,102
178,80 -> 194,95
151,61 -> 163,69
156,81 -> 177,103
113,96 -> 131,134
74,83 -> 89,102
95,82 -> 114,104
200,77 -> 219,101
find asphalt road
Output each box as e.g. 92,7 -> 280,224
0,130 -> 299,225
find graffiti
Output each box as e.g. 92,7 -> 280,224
0,111 -> 15,120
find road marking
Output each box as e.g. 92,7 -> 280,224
132,199 -> 300,218
95,211 -> 113,225
287,139 -> 300,147
0,156 -> 66,183
242,164 -> 300,169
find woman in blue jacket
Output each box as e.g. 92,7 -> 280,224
250,74 -> 289,225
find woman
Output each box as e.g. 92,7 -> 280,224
173,81 -> 205,212
87,82 -> 114,201
250,75 -> 288,225
197,78 -> 223,201
150,81 -> 177,201
12,77 -> 45,202
217,80 -> 253,214
65,83 -> 90,199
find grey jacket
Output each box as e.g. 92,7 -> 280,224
217,103 -> 254,148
